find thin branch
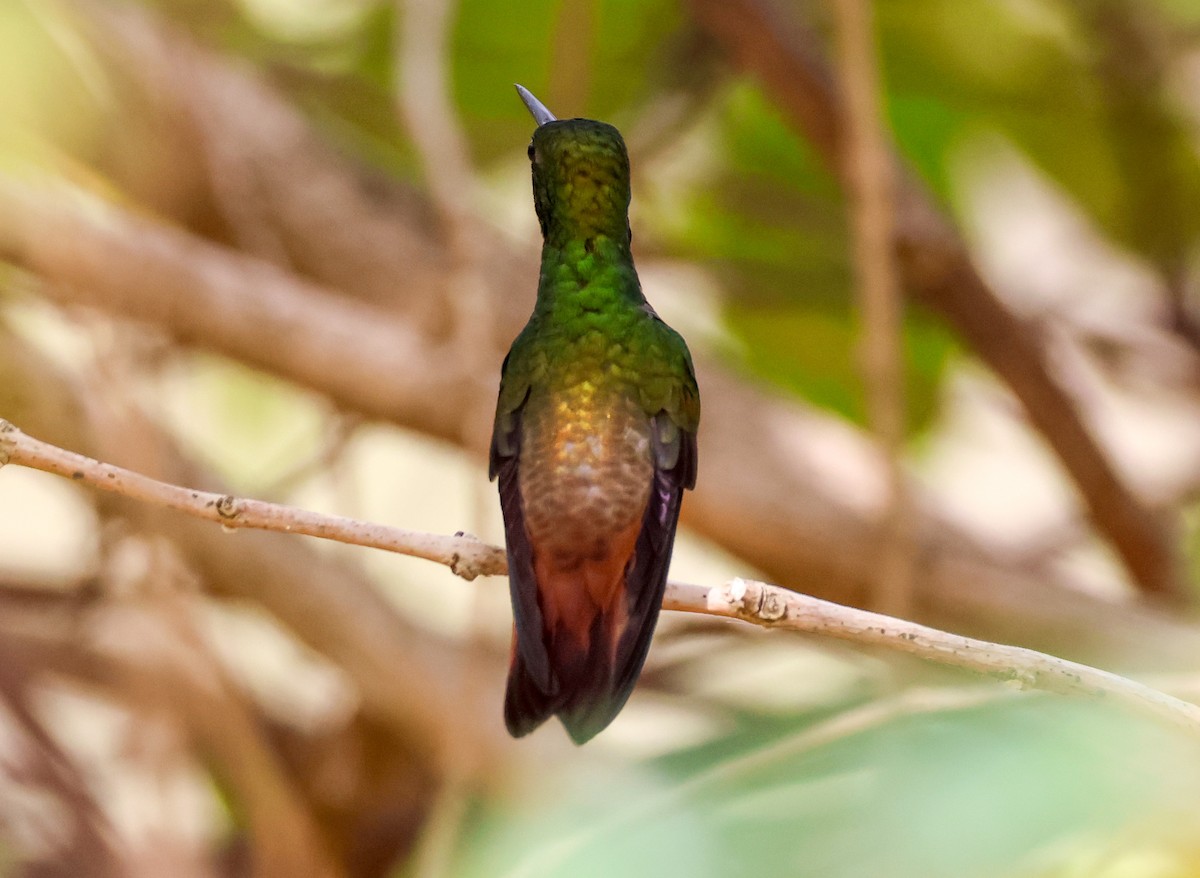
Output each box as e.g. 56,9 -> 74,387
101,582 -> 346,878
672,578 -> 1200,734
4,420 -> 1200,738
394,0 -> 474,233
4,616 -> 344,877
831,0 -> 913,614
0,420 -> 505,581
0,643 -> 119,875
68,0 -> 452,313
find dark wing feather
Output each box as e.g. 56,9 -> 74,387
504,638 -> 558,738
490,380 -> 554,693
613,414 -> 695,696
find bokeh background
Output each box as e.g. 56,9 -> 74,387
2,0 -> 1200,875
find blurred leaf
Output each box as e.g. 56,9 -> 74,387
158,354 -> 327,490
452,699 -> 1200,878
878,0 -> 1118,215
0,2 -> 105,172
878,0 -> 1200,272
452,0 -> 685,162
662,83 -> 954,431
727,301 -> 956,432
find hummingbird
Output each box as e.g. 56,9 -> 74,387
490,85 -> 700,744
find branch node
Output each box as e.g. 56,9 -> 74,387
0,419 -> 13,466
215,495 -> 242,521
728,576 -> 748,605
757,586 -> 788,622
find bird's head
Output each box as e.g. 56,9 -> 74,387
517,85 -> 632,250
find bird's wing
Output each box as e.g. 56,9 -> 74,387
489,349 -> 554,691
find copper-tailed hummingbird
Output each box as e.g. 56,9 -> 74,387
490,85 -> 700,743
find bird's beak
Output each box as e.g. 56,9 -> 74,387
515,84 -> 557,126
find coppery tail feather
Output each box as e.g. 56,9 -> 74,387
556,464 -> 688,743
495,411 -> 696,744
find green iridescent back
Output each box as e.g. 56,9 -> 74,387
496,119 -> 699,440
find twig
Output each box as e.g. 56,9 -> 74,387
0,586 -> 342,877
830,0 -> 913,614
0,420 -> 506,581
110,572 -> 346,878
68,0 -> 451,311
408,773 -> 471,878
4,420 -> 1200,738
0,643 -> 119,874
393,0 -> 499,464
670,578 -> 1200,735
258,412 -> 364,499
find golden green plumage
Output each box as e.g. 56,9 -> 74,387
490,86 -> 699,744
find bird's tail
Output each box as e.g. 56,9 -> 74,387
504,604 -> 652,745
504,527 -> 661,744
503,457 -> 686,744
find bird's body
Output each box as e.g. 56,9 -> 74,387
491,89 -> 699,744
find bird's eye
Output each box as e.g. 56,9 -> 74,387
527,142 -> 536,162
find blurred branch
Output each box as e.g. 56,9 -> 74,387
393,0 -> 499,450
687,0 -> 1186,600
1079,1 -> 1200,366
5,421 -> 1200,740
0,644 -> 119,876
407,777 -> 471,878
0,322 -> 512,778
394,0 -> 474,233
0,596 -> 431,878
6,3 -> 1198,665
98,584 -> 345,878
4,177 -> 1200,673
830,0 -> 913,614
70,0 -> 451,314
0,179 -> 470,440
